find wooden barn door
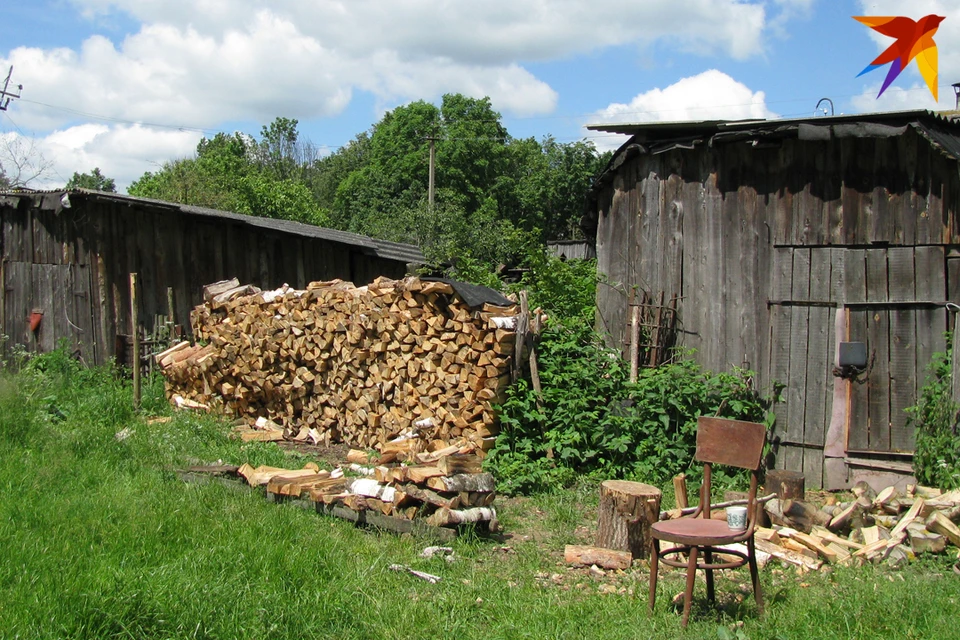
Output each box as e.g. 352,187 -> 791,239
768,247 -> 844,488
769,246 -> 948,486
844,247 -> 947,456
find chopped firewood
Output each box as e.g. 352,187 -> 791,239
267,471 -> 332,496
755,538 -> 822,571
346,449 -> 372,464
908,525 -> 947,554
426,472 -> 496,493
437,453 -> 483,475
405,465 -> 445,483
873,486 -> 898,509
348,478 -> 397,502
909,485 -> 943,500
564,545 -> 632,570
926,511 -> 960,547
778,528 -> 838,563
781,538 -> 820,560
160,276 -> 516,454
401,484 -> 461,510
754,527 -> 782,545
828,497 -> 871,532
810,526 -> 865,551
237,463 -> 320,486
425,506 -> 498,529
765,499 -> 829,533
851,480 -> 877,502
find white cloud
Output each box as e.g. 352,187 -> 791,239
5,125 -> 201,191
0,0 -> 790,136
584,70 -> 778,151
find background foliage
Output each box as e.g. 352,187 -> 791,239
908,335 -> 960,490
127,94 -> 609,273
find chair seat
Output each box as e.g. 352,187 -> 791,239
652,517 -> 750,545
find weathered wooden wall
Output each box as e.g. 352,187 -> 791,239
0,195 -> 413,367
595,128 -> 958,488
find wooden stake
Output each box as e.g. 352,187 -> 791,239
629,304 -> 640,383
673,473 -> 689,510
130,273 -> 141,409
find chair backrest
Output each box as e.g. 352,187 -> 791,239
695,417 -> 767,470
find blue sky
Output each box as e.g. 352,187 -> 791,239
0,0 -> 957,191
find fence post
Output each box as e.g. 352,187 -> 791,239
130,273 -> 141,409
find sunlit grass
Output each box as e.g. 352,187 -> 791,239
1,351 -> 958,638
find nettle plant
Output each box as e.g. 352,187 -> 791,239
485,322 -> 775,495
907,334 -> 960,490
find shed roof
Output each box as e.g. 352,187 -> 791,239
0,189 -> 425,265
588,109 -> 960,162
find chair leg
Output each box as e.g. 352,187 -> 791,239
681,546 -> 698,628
747,537 -> 764,615
704,548 -> 715,603
648,538 -> 660,613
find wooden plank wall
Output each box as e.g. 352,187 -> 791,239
594,125 -> 958,486
1,197 -> 413,365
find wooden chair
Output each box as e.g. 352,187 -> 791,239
648,416 -> 767,627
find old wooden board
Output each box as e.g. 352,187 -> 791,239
889,307 -> 917,452
784,247 -> 811,474
315,503 -> 458,541
803,248 -> 833,488
176,467 -> 460,541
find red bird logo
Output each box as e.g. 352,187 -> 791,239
854,14 -> 945,100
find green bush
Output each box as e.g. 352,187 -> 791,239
485,322 -> 774,495
908,336 -> 960,490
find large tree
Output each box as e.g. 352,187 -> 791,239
65,167 -> 116,192
129,121 -> 327,226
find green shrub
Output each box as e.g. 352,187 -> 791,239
908,335 -> 960,490
485,322 -> 774,495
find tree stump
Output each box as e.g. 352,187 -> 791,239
595,480 -> 662,559
766,469 -> 805,500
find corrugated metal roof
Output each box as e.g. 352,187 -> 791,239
0,189 -> 425,264
586,109 -> 960,140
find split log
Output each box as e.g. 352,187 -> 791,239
755,538 -> 822,571
926,510 -> 960,547
909,526 -> 947,554
595,480 -> 662,560
426,472 -> 496,493
765,499 -> 830,533
437,454 -> 483,475
673,474 -> 689,510
426,506 -> 498,529
401,483 -> 461,510
564,545 -> 633,570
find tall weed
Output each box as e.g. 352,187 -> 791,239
486,324 -> 774,494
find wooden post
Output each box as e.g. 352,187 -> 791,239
649,291 -> 665,366
673,473 -> 689,510
629,305 -> 641,383
595,480 -> 662,559
952,309 -> 960,404
130,273 -> 141,409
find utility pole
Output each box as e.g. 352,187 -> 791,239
0,66 -> 22,111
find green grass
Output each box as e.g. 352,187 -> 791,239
1,351 -> 959,639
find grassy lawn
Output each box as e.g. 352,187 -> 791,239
1,353 -> 958,639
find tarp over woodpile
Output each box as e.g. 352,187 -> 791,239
158,276 -> 519,453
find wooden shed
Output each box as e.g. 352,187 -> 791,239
0,189 -> 423,366
584,110 -> 960,489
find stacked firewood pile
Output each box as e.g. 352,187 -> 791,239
747,482 -> 960,571
230,445 -> 498,531
157,276 -> 519,455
